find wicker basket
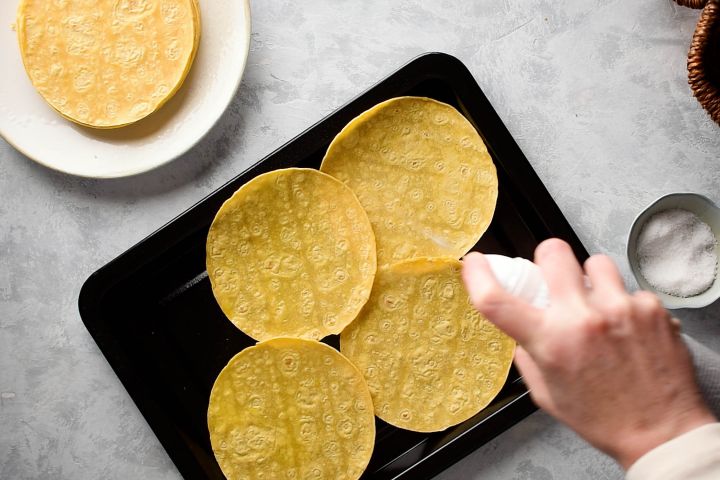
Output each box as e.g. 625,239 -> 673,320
675,0 -> 709,8
676,0 -> 720,124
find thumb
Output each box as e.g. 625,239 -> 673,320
462,252 -> 542,346
514,345 -> 555,414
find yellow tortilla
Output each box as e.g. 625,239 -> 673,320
320,96 -> 498,265
207,168 -> 377,342
340,257 -> 514,432
208,338 -> 376,480
16,0 -> 200,128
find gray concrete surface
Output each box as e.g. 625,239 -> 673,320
2,0 -> 720,478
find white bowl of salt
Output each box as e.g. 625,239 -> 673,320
627,193 -> 720,309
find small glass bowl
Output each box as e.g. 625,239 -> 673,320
626,193 -> 720,309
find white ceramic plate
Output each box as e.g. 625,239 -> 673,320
0,0 -> 251,178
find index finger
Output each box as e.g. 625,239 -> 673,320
462,252 -> 543,346
534,238 -> 587,305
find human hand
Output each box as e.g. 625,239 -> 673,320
462,238 -> 716,469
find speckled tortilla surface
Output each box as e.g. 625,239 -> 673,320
320,96 -> 498,265
16,0 -> 200,128
206,168 -> 377,341
207,338 -> 376,480
340,257 -> 515,432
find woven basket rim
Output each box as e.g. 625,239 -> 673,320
674,0 -> 710,9
688,1 -> 720,124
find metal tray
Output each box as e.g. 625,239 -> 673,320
79,52 -> 588,480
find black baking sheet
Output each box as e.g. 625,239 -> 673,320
79,52 -> 588,480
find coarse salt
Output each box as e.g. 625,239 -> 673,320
636,208 -> 718,297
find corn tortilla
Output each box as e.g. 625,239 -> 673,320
16,0 -> 200,128
208,338 -> 376,480
207,168 -> 377,342
320,96 -> 498,265
340,257 -> 514,432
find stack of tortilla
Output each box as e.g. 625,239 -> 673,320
16,0 -> 201,128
